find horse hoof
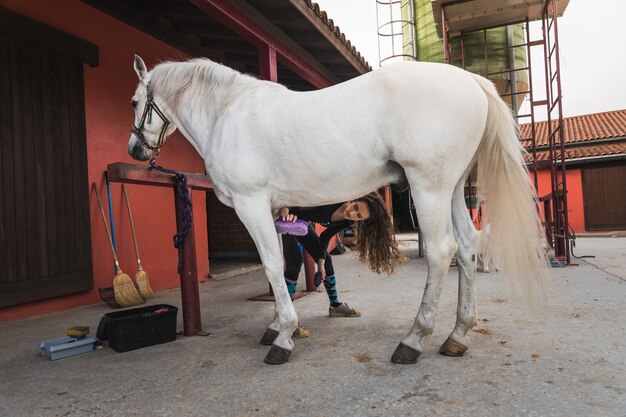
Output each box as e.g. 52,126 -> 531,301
439,337 -> 468,357
259,328 -> 279,345
264,345 -> 292,365
391,343 -> 421,364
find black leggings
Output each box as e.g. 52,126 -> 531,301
282,233 -> 334,281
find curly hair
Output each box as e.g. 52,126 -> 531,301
352,192 -> 407,275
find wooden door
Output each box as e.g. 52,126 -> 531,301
581,164 -> 626,231
0,33 -> 93,307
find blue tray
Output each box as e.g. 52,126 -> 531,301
40,336 -> 96,360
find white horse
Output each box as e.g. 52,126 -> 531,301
128,55 -> 550,365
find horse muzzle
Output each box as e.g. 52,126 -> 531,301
129,136 -> 151,161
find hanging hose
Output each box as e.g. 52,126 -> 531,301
569,228 -> 595,259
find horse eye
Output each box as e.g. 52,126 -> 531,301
131,100 -> 138,109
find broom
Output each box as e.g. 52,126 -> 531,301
92,183 -> 144,307
122,184 -> 154,299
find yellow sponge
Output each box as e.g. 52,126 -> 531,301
66,326 -> 90,338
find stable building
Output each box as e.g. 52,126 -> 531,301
521,109 -> 626,233
0,0 -> 370,321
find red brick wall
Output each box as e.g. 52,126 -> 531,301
207,192 -> 258,256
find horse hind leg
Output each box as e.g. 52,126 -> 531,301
440,180 -> 479,357
392,184 -> 457,364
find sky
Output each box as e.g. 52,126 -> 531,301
313,0 -> 626,120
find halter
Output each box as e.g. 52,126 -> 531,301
130,83 -> 170,159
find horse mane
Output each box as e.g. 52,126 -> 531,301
149,58 -> 278,112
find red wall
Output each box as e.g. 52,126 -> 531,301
207,192 -> 258,255
0,0 -> 210,321
536,168 -> 586,233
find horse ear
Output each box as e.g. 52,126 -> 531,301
134,55 -> 148,82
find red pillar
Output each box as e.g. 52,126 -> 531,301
258,44 -> 277,82
174,185 -> 202,336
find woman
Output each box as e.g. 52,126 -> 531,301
280,192 -> 406,337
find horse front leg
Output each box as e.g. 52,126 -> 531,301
259,233 -> 286,345
392,188 -> 457,364
233,198 -> 298,364
440,181 -> 479,357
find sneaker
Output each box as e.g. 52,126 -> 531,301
329,303 -> 362,317
292,323 -> 310,338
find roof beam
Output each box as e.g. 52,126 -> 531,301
189,0 -> 339,88
172,22 -> 239,38
201,39 -> 257,55
81,0 -> 224,61
284,0 -> 369,73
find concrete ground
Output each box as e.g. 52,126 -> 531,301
1,237 -> 624,417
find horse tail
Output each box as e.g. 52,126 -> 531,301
471,74 -> 552,305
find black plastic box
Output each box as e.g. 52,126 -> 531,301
97,304 -> 178,352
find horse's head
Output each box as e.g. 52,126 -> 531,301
128,55 -> 177,161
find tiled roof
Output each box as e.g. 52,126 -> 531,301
520,109 -> 626,162
520,109 -> 626,147
529,143 -> 626,162
304,0 -> 372,71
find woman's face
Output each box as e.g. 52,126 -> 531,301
343,201 -> 371,221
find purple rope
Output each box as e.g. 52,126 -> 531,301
150,160 -> 193,273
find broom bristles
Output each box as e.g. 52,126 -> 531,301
113,271 -> 144,307
136,270 -> 154,299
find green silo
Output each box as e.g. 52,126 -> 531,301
405,0 -> 529,110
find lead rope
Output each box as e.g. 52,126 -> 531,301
149,155 -> 193,273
